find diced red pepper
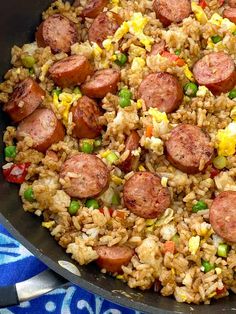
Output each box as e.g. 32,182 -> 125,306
199,0 -> 207,9
216,285 -> 227,295
161,51 -> 186,67
210,167 -> 220,179
3,162 -> 30,184
163,241 -> 176,254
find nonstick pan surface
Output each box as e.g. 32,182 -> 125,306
0,1 -> 235,313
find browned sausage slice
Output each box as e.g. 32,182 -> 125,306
153,0 -> 192,27
60,153 -> 109,198
138,72 -> 183,113
49,55 -> 93,88
123,172 -> 171,219
71,96 -> 102,139
210,191 -> 236,243
229,0 -> 236,8
193,52 -> 236,95
95,246 -> 134,273
88,12 -> 122,48
81,69 -> 120,98
36,14 -> 77,54
119,131 -> 140,173
223,8 -> 236,23
81,0 -> 108,18
148,40 -> 166,56
165,124 -> 214,174
3,78 -> 45,123
16,108 -> 65,152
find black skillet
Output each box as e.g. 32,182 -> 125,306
0,0 -> 235,312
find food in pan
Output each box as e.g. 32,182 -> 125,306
1,0 -> 236,304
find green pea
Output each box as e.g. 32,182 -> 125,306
175,49 -> 181,56
21,55 -> 35,68
80,140 -> 94,154
217,244 -> 229,258
213,156 -> 227,170
228,89 -> 236,100
24,187 -> 35,202
115,53 -> 128,66
85,199 -> 99,209
119,97 -> 131,108
184,82 -> 198,97
52,87 -> 62,97
192,200 -> 208,213
119,88 -> 133,99
5,146 -> 16,159
202,260 -> 215,273
106,151 -> 119,164
68,200 -> 80,215
211,35 -> 223,44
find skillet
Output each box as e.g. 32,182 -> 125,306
0,0 -> 235,312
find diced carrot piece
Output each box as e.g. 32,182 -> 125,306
161,51 -> 185,67
114,210 -> 126,219
163,241 -> 175,254
146,125 -> 153,138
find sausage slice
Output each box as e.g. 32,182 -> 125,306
71,96 -> 102,139
16,108 -> 65,152
3,78 -> 45,123
81,69 -> 120,98
49,55 -> 93,88
193,52 -> 236,95
165,124 -> 214,174
153,0 -> 192,27
229,0 -> 236,7
138,72 -> 183,113
60,153 -> 109,198
88,12 -> 122,48
81,0 -> 108,18
36,14 -> 77,54
148,40 -> 166,57
210,191 -> 236,243
223,8 -> 236,23
123,172 -> 171,219
95,245 -> 134,273
119,131 -> 140,173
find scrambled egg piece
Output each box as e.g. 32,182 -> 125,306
131,57 -> 146,71
183,65 -> 195,82
231,107 -> 236,120
216,122 -> 236,156
92,43 -> 103,57
148,108 -> 169,123
188,235 -> 200,255
143,136 -> 164,155
148,108 -> 169,135
209,13 -> 236,33
196,86 -> 211,97
191,3 -> 208,24
53,92 -> 81,125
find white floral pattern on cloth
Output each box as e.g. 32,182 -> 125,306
0,225 -> 141,314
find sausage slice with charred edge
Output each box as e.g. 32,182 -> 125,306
60,153 -> 109,198
119,131 -> 140,173
3,78 -> 45,123
16,108 -> 65,152
123,172 -> 171,219
223,8 -> 236,23
81,0 -> 109,18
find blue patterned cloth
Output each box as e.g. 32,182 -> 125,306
0,224 -> 139,314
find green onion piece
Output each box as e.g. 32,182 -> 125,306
106,151 -> 119,164
192,200 -> 208,213
52,87 -> 62,97
217,243 -> 229,258
85,199 -> 99,209
111,193 -> 121,205
24,187 -> 35,202
68,200 -> 80,215
80,139 -> 94,154
4,146 -> 16,159
211,35 -> 223,44
228,89 -> 236,100
21,55 -> 35,68
184,82 -> 198,97
115,52 -> 128,66
213,156 -> 227,170
175,49 -> 181,56
171,234 -> 180,244
73,87 -> 82,95
202,260 -> 215,273
119,88 -> 133,99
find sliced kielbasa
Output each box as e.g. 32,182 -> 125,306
193,52 -> 236,95
119,131 -> 140,173
88,12 -> 122,48
153,0 -> 192,27
81,69 -> 120,98
165,124 -> 214,174
49,55 -> 93,88
36,14 -> 77,54
123,172 -> 171,219
71,96 -> 102,139
16,108 -> 65,152
138,72 -> 183,113
81,0 -> 108,18
229,0 -> 236,7
210,191 -> 236,243
95,245 -> 134,273
3,78 -> 45,123
148,40 -> 166,57
60,153 -> 109,198
223,8 -> 236,23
